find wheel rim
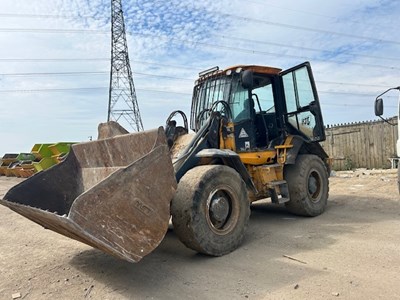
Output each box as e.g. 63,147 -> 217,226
206,188 -> 238,234
308,170 -> 322,202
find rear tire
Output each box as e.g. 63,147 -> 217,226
284,154 -> 329,217
171,165 -> 250,256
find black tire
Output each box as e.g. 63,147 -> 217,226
284,154 -> 329,217
171,165 -> 250,256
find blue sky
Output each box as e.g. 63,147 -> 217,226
0,0 -> 399,154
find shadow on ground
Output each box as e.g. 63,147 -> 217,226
69,193 -> 399,299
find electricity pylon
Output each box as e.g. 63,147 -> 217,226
108,0 -> 144,131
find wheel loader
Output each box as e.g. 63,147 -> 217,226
0,61 -> 330,263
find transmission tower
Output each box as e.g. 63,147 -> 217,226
108,0 -> 144,131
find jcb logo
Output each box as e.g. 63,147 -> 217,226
133,198 -> 153,216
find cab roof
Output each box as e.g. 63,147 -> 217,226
197,65 -> 282,83
225,65 -> 282,75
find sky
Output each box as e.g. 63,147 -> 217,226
0,0 -> 399,154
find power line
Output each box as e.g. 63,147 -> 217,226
2,25 -> 400,63
318,90 -> 393,97
0,58 -> 109,62
0,71 -> 107,77
0,70 -> 195,81
0,87 -> 192,95
1,26 -> 400,69
2,26 -> 399,64
0,85 -> 393,108
318,81 -> 394,89
0,58 -> 198,70
0,87 -> 107,93
0,86 -> 392,98
0,28 -> 108,34
0,11 -> 400,45
2,8 -> 400,46
247,0 -> 343,19
0,13 -> 95,20
213,10 -> 400,46
0,85 -> 397,109
323,103 -> 396,108
140,33 -> 400,71
0,70 -> 395,90
246,0 -> 392,31
217,34 -> 400,62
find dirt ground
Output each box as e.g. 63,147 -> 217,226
0,169 -> 399,300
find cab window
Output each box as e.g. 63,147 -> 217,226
253,82 -> 275,113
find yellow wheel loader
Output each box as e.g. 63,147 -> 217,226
0,61 -> 330,263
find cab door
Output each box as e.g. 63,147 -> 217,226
280,62 -> 325,142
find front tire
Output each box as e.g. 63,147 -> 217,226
171,165 -> 250,256
284,154 -> 329,217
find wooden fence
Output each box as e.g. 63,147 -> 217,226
321,117 -> 398,170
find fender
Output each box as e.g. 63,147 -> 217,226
196,148 -> 257,194
286,135 -> 329,164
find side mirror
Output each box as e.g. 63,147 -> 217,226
374,98 -> 383,116
241,70 -> 254,89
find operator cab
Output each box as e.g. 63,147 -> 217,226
233,70 -> 278,151
191,62 -> 325,153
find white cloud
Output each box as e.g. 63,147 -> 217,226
0,0 -> 399,155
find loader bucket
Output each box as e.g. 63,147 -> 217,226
0,127 -> 177,263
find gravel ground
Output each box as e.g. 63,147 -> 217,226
0,169 -> 399,299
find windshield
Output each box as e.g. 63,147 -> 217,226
190,73 -> 248,130
190,72 -> 277,131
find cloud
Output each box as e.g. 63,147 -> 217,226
0,0 -> 399,155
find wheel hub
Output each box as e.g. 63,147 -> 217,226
308,171 -> 321,201
209,196 -> 230,226
308,176 -> 318,195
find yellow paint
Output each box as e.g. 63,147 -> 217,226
219,121 -> 236,151
275,135 -> 294,165
247,164 -> 284,199
239,150 -> 276,165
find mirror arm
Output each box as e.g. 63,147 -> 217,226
378,115 -> 396,126
375,86 -> 400,125
375,86 -> 400,100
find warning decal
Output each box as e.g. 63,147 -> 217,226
238,128 -> 249,138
